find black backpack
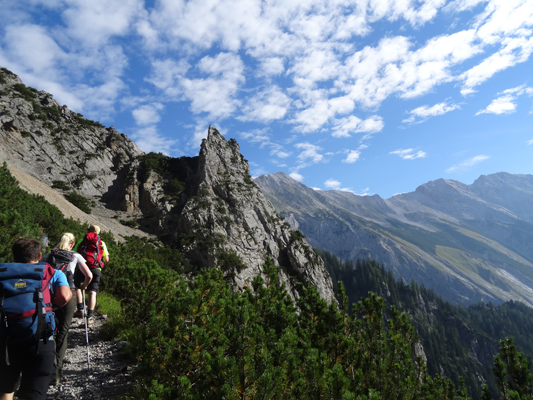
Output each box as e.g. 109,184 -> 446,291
47,249 -> 75,289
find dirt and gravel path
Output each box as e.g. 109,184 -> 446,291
45,313 -> 135,400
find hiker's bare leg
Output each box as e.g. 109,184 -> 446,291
0,392 -> 15,400
88,291 -> 97,311
76,289 -> 83,307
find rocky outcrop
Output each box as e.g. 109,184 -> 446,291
255,171 -> 533,307
173,127 -> 336,302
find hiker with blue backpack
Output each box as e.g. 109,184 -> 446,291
0,237 -> 71,400
73,225 -> 108,327
45,233 -> 93,385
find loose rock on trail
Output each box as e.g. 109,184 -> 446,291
45,313 -> 134,400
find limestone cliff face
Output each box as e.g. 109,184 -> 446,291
175,127 -> 336,302
0,67 -> 143,212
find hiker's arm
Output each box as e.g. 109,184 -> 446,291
78,261 -> 93,290
53,285 -> 72,307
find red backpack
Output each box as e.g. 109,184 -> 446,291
78,232 -> 104,269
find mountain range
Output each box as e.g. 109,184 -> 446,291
255,172 -> 533,306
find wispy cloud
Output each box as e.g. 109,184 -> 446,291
528,139 -> 533,145
289,172 -> 304,182
332,115 -> 384,138
238,86 -> 291,122
343,150 -> 362,164
390,149 -> 427,160
324,179 -> 341,189
446,155 -> 490,173
295,143 -> 324,164
342,145 -> 368,163
130,125 -> 178,154
132,103 -> 164,125
403,102 -> 460,124
476,85 -> 533,115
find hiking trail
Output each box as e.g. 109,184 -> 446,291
45,313 -> 134,400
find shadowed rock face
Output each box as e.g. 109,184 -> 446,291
0,69 -> 335,303
255,171 -> 533,307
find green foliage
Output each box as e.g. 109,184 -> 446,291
138,152 -> 169,182
120,219 -> 139,228
0,163 -> 88,260
289,229 -> 305,243
72,113 -> 104,128
65,191 -> 92,214
318,248 -> 533,400
51,180 -> 71,191
13,83 -> 37,101
21,131 -> 31,138
492,338 -> 533,400
216,248 -> 247,277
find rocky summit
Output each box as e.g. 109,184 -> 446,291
0,67 -> 335,303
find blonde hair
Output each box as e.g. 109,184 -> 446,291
57,233 -> 76,251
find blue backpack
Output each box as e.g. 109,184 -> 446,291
0,262 -> 55,363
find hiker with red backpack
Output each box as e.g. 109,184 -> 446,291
45,233 -> 93,385
0,237 -> 71,400
73,225 -> 108,327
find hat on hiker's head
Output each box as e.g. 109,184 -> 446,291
88,225 -> 101,234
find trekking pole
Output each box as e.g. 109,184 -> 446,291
82,289 -> 90,367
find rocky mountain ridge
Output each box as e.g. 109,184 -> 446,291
255,172 -> 533,306
0,67 -> 335,302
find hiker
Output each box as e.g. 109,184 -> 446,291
0,237 -> 71,400
74,225 -> 108,327
46,233 -> 93,385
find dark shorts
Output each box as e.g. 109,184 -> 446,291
0,338 -> 56,400
74,267 -> 101,293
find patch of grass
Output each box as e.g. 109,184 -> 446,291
97,292 -> 122,318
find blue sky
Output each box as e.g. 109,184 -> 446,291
1,0 -> 532,198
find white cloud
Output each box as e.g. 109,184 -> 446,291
527,139 -> 533,145
446,155 -> 490,173
61,0 -> 143,48
180,53 -> 245,118
130,125 -> 178,154
403,102 -> 460,124
132,103 -> 164,125
239,86 -> 291,122
289,172 -> 304,182
390,149 -> 427,160
332,115 -> 384,138
343,150 -> 361,163
324,179 -> 341,189
476,85 -> 533,115
295,142 -> 324,163
257,57 -> 285,77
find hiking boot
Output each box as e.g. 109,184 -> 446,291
73,310 -> 84,318
87,316 -> 94,327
